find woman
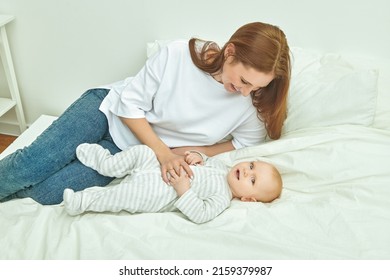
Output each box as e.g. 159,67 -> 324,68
0,22 -> 290,205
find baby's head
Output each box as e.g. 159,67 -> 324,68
227,160 -> 282,203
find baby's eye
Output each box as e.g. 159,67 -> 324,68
251,177 -> 255,185
250,162 -> 254,169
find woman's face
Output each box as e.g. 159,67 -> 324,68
221,57 -> 274,97
220,43 -> 274,97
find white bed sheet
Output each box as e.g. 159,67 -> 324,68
1,121 -> 389,259
1,50 -> 390,259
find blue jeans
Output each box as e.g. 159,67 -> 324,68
0,89 -> 121,205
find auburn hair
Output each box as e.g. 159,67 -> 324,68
189,22 -> 291,139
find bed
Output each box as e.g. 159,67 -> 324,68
1,44 -> 389,260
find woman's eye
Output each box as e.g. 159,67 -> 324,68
241,78 -> 248,85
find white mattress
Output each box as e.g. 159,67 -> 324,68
1,48 -> 390,261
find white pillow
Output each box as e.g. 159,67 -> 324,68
283,49 -> 378,134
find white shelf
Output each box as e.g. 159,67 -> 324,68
0,14 -> 26,133
0,97 -> 16,116
0,15 -> 14,26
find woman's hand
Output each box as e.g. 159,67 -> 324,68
159,151 -> 194,184
119,117 -> 194,183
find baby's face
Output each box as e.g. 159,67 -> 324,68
227,161 -> 281,202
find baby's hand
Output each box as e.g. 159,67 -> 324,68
169,167 -> 191,197
184,151 -> 204,166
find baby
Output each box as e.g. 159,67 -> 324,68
63,143 -> 282,223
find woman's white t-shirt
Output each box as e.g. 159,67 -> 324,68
99,40 -> 266,150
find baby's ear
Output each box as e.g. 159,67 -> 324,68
240,197 -> 257,202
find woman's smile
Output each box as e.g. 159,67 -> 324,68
227,83 -> 240,93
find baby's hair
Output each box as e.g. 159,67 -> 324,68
271,165 -> 283,199
258,163 -> 283,203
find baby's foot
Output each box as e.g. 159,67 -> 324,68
63,188 -> 83,216
76,143 -> 110,169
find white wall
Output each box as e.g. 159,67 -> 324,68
1,0 -> 389,134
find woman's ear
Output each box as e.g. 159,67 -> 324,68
224,43 -> 236,58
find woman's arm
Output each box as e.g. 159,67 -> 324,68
120,117 -> 193,183
171,140 -> 235,157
